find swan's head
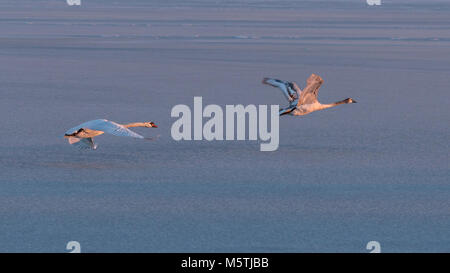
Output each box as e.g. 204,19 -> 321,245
145,121 -> 158,128
344,98 -> 357,104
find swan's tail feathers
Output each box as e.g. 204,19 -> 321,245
66,137 -> 97,150
262,78 -> 297,102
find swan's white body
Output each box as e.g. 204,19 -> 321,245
64,119 -> 156,150
263,74 -> 356,116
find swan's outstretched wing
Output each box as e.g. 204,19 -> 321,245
262,78 -> 298,102
67,137 -> 98,150
65,119 -> 144,139
297,74 -> 323,106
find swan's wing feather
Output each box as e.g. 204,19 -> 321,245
86,120 -> 144,138
298,92 -> 319,106
67,137 -> 97,150
65,119 -> 106,135
263,78 -> 290,94
263,78 -> 300,101
66,119 -> 144,139
297,74 -> 323,106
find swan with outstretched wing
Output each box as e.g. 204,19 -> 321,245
262,73 -> 357,116
64,119 -> 157,150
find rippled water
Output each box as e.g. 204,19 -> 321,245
0,0 -> 449,252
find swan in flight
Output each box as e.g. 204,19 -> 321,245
64,119 -> 158,150
262,73 -> 357,116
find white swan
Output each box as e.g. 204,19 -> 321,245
263,73 -> 357,116
64,119 -> 157,150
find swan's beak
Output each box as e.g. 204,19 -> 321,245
352,100 -> 357,103
152,124 -> 158,128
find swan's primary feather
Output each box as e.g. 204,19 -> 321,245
263,78 -> 298,101
263,78 -> 290,95
65,119 -> 144,139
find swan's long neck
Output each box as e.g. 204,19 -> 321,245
123,122 -> 147,128
320,99 -> 348,109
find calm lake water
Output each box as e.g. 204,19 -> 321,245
0,0 -> 449,252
